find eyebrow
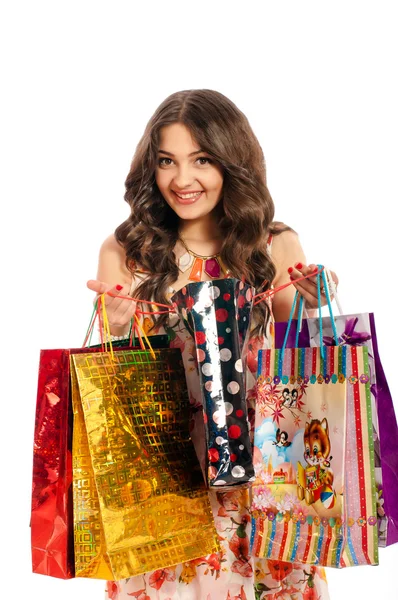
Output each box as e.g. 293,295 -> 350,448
158,149 -> 206,157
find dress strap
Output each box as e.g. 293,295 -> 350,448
266,232 -> 273,255
129,277 -> 136,296
266,232 -> 275,304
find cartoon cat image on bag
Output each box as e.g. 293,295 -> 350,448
303,418 -> 333,483
297,418 -> 335,507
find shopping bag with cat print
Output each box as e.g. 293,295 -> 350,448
249,267 -> 378,568
274,272 -> 398,548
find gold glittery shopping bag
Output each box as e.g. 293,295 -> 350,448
71,347 -> 219,581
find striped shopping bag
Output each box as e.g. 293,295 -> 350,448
249,266 -> 378,567
250,345 -> 378,567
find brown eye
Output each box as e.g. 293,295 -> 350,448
158,157 -> 172,166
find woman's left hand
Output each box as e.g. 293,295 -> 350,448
288,262 -> 339,309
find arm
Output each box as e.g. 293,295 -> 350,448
270,228 -> 339,323
270,229 -> 312,323
96,233 -> 132,288
87,233 -> 136,337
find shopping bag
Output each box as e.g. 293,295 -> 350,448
31,348 -> 75,579
71,346 -> 219,581
171,278 -> 255,489
31,334 -> 168,579
274,276 -> 398,547
250,267 -> 378,567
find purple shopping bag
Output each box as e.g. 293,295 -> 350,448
275,311 -> 398,547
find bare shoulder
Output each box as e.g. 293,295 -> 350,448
99,232 -> 123,253
270,226 -> 306,286
97,233 -> 132,286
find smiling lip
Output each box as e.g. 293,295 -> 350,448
172,190 -> 204,205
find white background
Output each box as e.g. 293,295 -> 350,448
1,1 -> 397,598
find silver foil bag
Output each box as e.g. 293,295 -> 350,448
172,278 -> 255,489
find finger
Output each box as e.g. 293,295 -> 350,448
288,264 -> 339,309
291,281 -> 326,309
100,283 -> 137,327
87,280 -> 127,304
292,263 -> 335,296
305,265 -> 339,290
87,279 -> 112,294
87,281 -> 130,322
288,263 -> 323,297
107,291 -> 137,326
288,262 -> 318,284
306,263 -> 320,285
296,263 -> 321,288
288,263 -> 328,308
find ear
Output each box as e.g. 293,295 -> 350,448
304,422 -> 310,434
321,418 -> 329,434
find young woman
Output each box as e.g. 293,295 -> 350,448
88,89 -> 338,600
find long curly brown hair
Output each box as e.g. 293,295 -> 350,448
115,89 -> 291,336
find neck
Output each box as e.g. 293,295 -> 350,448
178,213 -> 222,244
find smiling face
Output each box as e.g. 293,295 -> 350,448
155,122 -> 224,223
304,418 -> 331,466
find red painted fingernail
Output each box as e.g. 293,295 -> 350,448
295,262 -> 303,269
288,267 -> 293,274
116,284 -> 123,291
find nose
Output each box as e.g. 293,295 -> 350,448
172,163 -> 197,189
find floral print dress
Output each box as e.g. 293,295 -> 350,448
105,237 -> 330,600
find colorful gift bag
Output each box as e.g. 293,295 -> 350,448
71,347 -> 219,581
172,278 -> 255,489
250,345 -> 378,567
31,335 -> 168,579
274,294 -> 398,547
250,267 -> 378,567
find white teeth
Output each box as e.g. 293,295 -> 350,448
175,191 -> 202,199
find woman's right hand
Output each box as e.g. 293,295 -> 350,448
86,279 -> 137,333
